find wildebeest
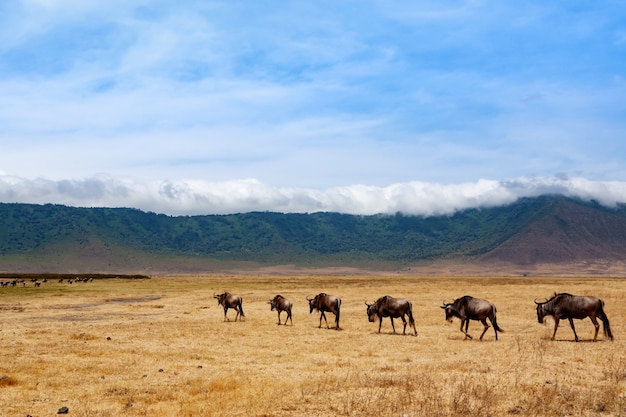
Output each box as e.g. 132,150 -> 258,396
213,292 -> 245,322
535,293 -> 613,342
441,295 -> 503,340
306,293 -> 341,329
365,295 -> 417,336
268,294 -> 293,325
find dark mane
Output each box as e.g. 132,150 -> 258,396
546,292 -> 574,303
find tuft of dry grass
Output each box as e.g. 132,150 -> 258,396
0,375 -> 19,387
1,274 -> 625,416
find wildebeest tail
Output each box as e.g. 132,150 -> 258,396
239,301 -> 245,317
492,308 -> 504,333
407,302 -> 416,327
599,301 -> 613,341
335,299 -> 341,328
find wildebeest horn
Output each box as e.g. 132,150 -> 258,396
534,298 -> 545,305
306,295 -> 312,301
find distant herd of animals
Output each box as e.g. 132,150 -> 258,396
0,277 -> 93,287
213,292 -> 615,342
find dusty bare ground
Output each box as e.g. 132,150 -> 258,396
1,273 -> 625,416
223,259 -> 626,277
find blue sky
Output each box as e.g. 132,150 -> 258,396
1,1 -> 626,215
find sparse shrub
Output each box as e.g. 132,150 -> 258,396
0,375 -> 18,387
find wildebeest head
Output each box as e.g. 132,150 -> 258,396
440,301 -> 457,323
365,302 -> 377,322
213,293 -> 226,305
214,292 -> 228,306
534,296 -> 551,323
534,293 -> 573,324
306,293 -> 322,313
365,296 -> 393,323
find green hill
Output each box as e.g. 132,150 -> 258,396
1,196 -> 625,273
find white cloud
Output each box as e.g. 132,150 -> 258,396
1,174 -> 625,216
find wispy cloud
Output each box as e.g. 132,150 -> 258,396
1,174 -> 625,216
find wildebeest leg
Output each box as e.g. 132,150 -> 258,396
319,311 -> 329,328
567,317 -> 579,342
589,316 -> 600,341
390,317 -> 396,334
551,317 -> 560,340
277,310 -> 282,325
223,306 -> 229,322
479,318 -> 490,340
400,315 -> 407,335
286,310 -> 293,325
377,316 -> 383,333
461,320 -> 472,339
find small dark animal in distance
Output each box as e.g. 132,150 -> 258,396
268,294 -> 293,325
441,295 -> 503,341
306,293 -> 341,329
213,292 -> 245,322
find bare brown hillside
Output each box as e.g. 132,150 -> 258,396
480,198 -> 626,268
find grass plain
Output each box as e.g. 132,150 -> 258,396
1,273 -> 625,417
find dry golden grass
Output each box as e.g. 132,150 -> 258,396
1,274 -> 625,416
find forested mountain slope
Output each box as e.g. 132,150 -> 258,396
1,196 -> 625,273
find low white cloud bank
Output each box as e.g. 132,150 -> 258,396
1,175 -> 626,217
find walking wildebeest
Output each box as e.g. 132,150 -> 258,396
441,295 -> 503,340
306,293 -> 341,329
213,292 -> 245,322
535,293 -> 613,342
268,294 -> 293,325
365,295 -> 417,336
